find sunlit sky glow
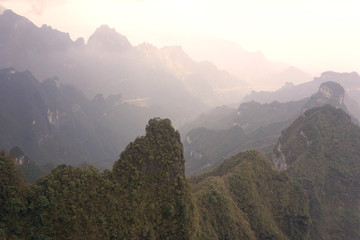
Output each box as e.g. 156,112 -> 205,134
1,0 -> 359,75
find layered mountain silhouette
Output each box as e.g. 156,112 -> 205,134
184,80 -> 360,175
0,112 -> 358,239
0,68 -> 158,167
180,37 -> 313,90
244,71 -> 360,120
0,9 -> 250,124
0,118 -> 312,239
0,118 -> 196,239
137,43 -> 249,106
0,7 -> 358,240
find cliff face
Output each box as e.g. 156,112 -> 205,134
272,105 -> 360,239
302,81 -> 346,111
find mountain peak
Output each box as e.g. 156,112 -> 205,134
302,81 -> 346,112
0,9 -> 74,51
318,81 -> 344,101
0,9 -> 36,28
87,25 -> 132,52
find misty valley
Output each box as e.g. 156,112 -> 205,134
0,9 -> 359,240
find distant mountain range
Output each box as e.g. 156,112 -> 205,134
0,68 -> 158,168
0,9 -> 256,125
184,80 -> 360,175
180,36 -> 313,90
0,6 -> 359,240
244,71 -> 360,119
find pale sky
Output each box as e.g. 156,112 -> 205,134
1,0 -> 359,75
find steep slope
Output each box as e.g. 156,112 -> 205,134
184,100 -> 307,175
137,43 -> 248,107
112,118 -> 195,239
0,9 -> 251,124
272,105 -> 360,239
0,10 -> 208,123
0,9 -> 80,81
302,81 -> 345,108
0,68 -> 154,167
0,118 -> 196,239
184,81 -> 359,175
191,150 -> 310,240
87,25 -> 132,52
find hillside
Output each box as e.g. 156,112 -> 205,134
0,9 -> 251,124
272,105 -> 360,239
191,150 -> 310,240
183,99 -> 307,175
184,80 -> 359,175
0,129 -> 310,239
0,68 -> 156,168
0,118 -> 196,239
1,114 -> 358,239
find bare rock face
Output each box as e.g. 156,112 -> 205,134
302,81 -> 346,113
318,81 -> 345,104
271,143 -> 287,171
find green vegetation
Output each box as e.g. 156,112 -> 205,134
192,150 -> 310,240
0,68 -> 160,169
9,147 -> 47,183
184,80 -> 360,176
184,99 -> 308,175
112,118 -> 196,239
1,111 -> 359,239
0,118 -> 196,239
0,151 -> 27,239
273,105 -> 360,239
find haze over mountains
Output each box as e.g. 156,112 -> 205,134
0,8 -> 316,108
184,80 -> 360,175
0,9 -> 250,123
180,37 -> 313,90
0,6 -> 360,240
0,68 -> 155,168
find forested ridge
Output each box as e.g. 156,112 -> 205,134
1,118 -> 195,239
1,108 -> 359,239
273,105 -> 360,239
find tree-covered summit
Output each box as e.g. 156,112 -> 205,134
273,104 -> 360,239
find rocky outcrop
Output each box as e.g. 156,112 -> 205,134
302,81 -> 345,111
272,143 -> 287,171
